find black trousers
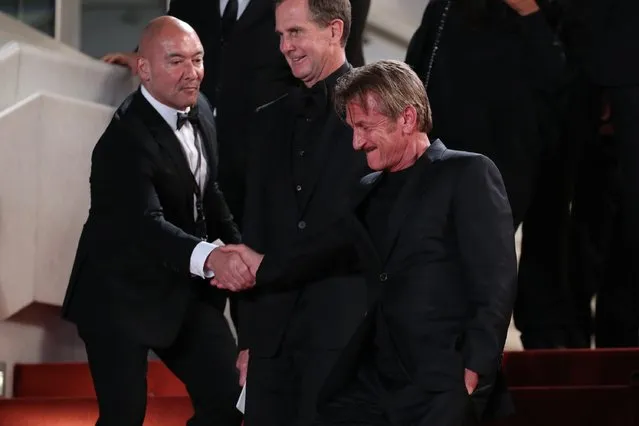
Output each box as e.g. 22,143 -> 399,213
78,301 -> 242,426
313,362 -> 475,426
515,77 -> 601,349
595,85 -> 639,346
244,347 -> 342,426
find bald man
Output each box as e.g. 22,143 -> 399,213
62,17 -> 246,426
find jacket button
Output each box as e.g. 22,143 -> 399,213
379,272 -> 388,282
298,220 -> 307,230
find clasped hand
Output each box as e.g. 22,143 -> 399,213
205,244 -> 264,291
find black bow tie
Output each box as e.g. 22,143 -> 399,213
177,107 -> 199,130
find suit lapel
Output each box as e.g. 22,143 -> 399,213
195,100 -> 219,203
350,172 -> 384,270
383,139 -> 447,263
133,90 -> 194,190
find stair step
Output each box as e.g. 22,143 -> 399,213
0,396 -> 192,425
503,348 -> 639,387
488,385 -> 638,426
13,361 -> 187,398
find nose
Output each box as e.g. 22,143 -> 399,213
352,130 -> 364,150
183,61 -> 199,80
280,34 -> 293,55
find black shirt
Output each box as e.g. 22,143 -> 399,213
290,62 -> 351,209
362,166 -> 417,386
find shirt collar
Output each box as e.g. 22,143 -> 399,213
323,61 -> 351,91
140,85 -> 190,131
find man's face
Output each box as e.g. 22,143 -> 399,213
276,0 -> 335,86
346,94 -> 407,171
139,30 -> 204,110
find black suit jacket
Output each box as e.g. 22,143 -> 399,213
588,0 -> 639,86
238,88 -> 370,356
256,140 -> 517,417
61,89 -> 241,348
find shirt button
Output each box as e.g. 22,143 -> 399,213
298,220 -> 307,230
296,185 -> 302,192
379,272 -> 388,282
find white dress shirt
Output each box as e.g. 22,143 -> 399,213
220,0 -> 252,18
141,85 -> 218,278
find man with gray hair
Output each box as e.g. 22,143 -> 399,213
217,60 -> 517,425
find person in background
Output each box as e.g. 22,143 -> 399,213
405,0 -> 575,349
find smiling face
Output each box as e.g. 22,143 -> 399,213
345,93 -> 411,172
275,0 -> 344,87
137,21 -> 204,110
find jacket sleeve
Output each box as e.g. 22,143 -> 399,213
199,100 -> 242,246
236,109 -> 270,350
255,217 -> 357,289
453,156 -> 518,377
89,121 -> 202,274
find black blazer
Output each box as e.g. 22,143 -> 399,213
256,141 -> 518,417
237,90 -> 370,356
61,89 -> 241,348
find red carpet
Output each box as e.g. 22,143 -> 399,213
13,360 -> 187,398
503,348 -> 639,386
489,385 -> 639,426
0,396 -> 192,425
8,349 -> 639,425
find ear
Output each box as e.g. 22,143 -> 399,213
137,57 -> 150,82
329,18 -> 344,45
401,105 -> 418,134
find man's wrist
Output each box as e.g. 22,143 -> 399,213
191,242 -> 219,278
505,0 -> 540,16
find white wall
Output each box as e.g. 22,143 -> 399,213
0,93 -> 116,397
367,0 -> 428,45
0,11 -> 137,398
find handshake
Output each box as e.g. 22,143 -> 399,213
204,244 -> 264,291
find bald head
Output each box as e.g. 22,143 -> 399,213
137,16 -> 204,110
138,16 -> 197,57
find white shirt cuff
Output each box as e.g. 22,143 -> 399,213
190,241 -> 219,278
